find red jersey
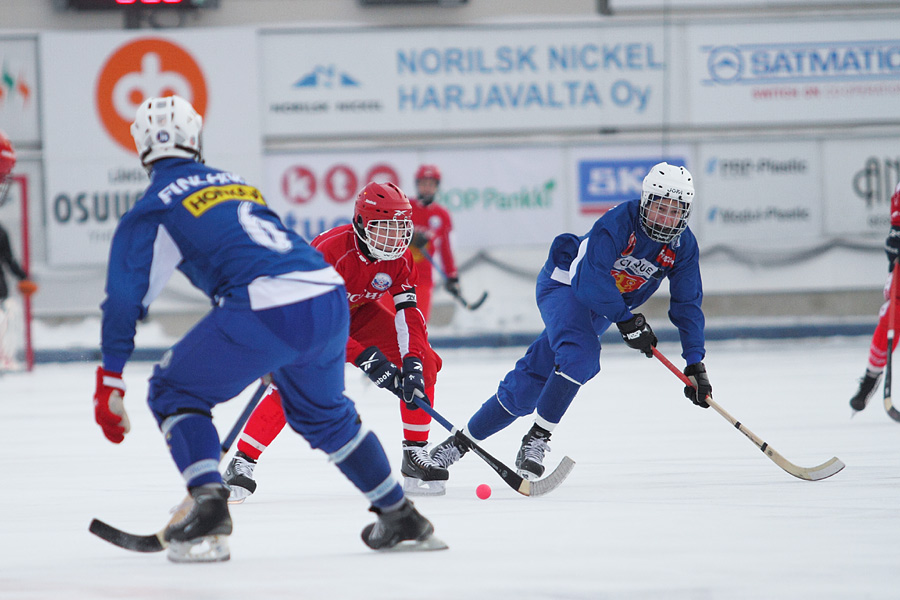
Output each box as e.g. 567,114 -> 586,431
891,181 -> 900,228
311,224 -> 429,363
411,198 -> 457,280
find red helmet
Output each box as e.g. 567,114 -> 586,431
414,164 -> 441,183
0,131 -> 16,204
353,182 -> 413,261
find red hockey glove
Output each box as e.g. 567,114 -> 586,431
93,366 -> 131,443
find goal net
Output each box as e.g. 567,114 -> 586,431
0,173 -> 33,372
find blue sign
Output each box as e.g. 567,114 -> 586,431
578,158 -> 686,214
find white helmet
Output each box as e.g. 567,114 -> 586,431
130,95 -> 203,168
640,162 -> 694,243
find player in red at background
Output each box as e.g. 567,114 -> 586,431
0,130 -> 38,372
849,180 -> 900,412
224,182 -> 448,498
407,164 -> 460,321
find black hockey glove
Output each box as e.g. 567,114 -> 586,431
401,356 -> 429,410
445,277 -> 460,297
886,226 -> 900,271
616,313 -> 657,358
683,362 -> 711,409
355,346 -> 401,398
411,230 -> 429,250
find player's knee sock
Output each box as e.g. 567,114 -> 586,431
401,384 -> 432,442
236,386 -> 286,461
330,428 -> 404,510
534,370 -> 582,429
467,393 -> 518,441
161,412 -> 222,488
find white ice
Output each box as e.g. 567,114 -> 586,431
1,336 -> 897,600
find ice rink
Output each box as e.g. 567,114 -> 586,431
2,335 -> 898,600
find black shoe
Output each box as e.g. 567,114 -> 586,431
164,483 -> 233,543
850,371 -> 881,412
361,500 -> 436,551
429,436 -> 469,469
515,424 -> 551,481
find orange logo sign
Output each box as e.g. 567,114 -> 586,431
95,38 -> 208,153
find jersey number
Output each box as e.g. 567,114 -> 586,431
238,202 -> 292,253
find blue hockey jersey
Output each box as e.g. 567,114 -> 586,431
101,158 -> 341,372
545,198 -> 705,364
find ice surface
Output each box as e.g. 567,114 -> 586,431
2,337 -> 897,599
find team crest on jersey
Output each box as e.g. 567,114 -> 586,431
610,255 -> 658,293
372,272 -> 392,291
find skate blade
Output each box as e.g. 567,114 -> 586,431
402,476 -> 447,496
226,486 -> 253,505
516,469 -> 541,482
378,534 -> 448,553
167,535 -> 231,563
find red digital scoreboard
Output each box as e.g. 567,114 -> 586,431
65,0 -> 218,9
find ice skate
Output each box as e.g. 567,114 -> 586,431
515,425 -> 551,481
223,451 -> 257,504
850,370 -> 881,412
429,435 -> 469,469
164,483 -> 232,563
401,441 -> 448,496
361,499 -> 447,552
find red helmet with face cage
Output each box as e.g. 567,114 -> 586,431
0,131 -> 17,205
353,182 -> 414,261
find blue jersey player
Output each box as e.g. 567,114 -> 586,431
92,96 -> 444,562
430,163 -> 713,481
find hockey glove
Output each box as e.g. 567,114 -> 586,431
683,362 -> 711,409
445,277 -> 461,297
411,230 -> 429,250
93,366 -> 131,443
616,313 -> 657,358
355,346 -> 401,398
401,356 -> 429,410
886,226 -> 900,271
16,279 -> 37,297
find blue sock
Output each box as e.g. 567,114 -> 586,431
330,429 -> 404,510
161,413 -> 222,489
535,371 -> 581,426
467,394 -> 518,441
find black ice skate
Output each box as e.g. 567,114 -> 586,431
429,435 -> 469,469
401,441 -> 449,496
850,370 -> 881,412
515,424 -> 551,481
164,483 -> 232,563
223,451 -> 257,504
361,499 -> 447,552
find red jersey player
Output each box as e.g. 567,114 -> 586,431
224,182 -> 449,498
849,180 -> 900,411
408,164 -> 460,321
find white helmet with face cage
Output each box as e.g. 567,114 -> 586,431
130,95 -> 203,169
640,162 -> 694,243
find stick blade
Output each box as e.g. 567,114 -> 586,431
89,518 -> 166,553
779,456 -> 845,482
465,291 -> 488,311
529,456 -> 576,497
884,395 -> 900,423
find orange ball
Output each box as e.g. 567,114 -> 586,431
17,279 -> 37,297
